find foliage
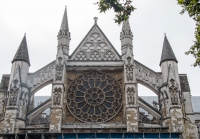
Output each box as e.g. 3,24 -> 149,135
96,0 -> 135,24
178,0 -> 200,67
96,0 -> 200,66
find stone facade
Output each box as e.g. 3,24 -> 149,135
0,6 -> 198,139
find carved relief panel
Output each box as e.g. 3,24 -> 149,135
71,26 -> 121,61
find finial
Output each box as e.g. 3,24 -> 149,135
164,33 -> 166,36
93,17 -> 98,24
24,33 -> 26,36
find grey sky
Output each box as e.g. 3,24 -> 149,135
0,0 -> 199,96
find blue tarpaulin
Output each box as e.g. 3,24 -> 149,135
57,133 -> 180,139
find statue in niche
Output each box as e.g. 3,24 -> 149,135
53,87 -> 62,105
55,57 -> 64,81
127,87 -> 134,105
125,57 -> 133,81
169,79 -> 179,105
9,79 -> 19,106
54,94 -> 61,105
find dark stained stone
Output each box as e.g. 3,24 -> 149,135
12,34 -> 30,66
160,35 -> 177,66
179,75 -> 190,92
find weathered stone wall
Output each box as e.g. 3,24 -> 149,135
3,109 -> 17,133
126,107 -> 138,132
49,108 -> 62,132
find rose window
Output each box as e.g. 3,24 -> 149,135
67,73 -> 122,123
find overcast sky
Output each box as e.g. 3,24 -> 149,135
0,0 -> 199,96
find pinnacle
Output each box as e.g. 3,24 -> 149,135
12,34 -> 30,66
160,35 -> 177,66
60,7 -> 69,31
122,19 -> 131,31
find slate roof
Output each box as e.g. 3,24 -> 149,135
34,96 -> 50,114
160,35 -> 177,66
12,34 -> 30,66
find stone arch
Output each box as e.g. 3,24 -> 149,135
138,97 -> 161,119
30,79 -> 53,96
27,98 -> 51,122
137,79 -> 159,95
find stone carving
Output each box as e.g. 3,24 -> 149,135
9,79 -> 19,106
75,51 -> 87,60
55,57 -> 64,81
53,87 -> 62,105
125,57 -> 133,81
89,50 -> 101,60
89,33 -> 101,43
104,50 -> 115,60
82,43 -> 94,53
127,87 -> 134,105
97,42 -> 108,53
171,93 -> 178,105
169,79 -> 178,105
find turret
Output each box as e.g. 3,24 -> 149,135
3,34 -> 30,133
10,34 -> 30,84
57,6 -> 70,59
160,35 -> 180,87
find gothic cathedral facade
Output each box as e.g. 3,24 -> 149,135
0,7 -> 199,139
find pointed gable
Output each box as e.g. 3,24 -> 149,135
12,34 -> 30,66
70,22 -> 121,61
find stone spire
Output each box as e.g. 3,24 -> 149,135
57,6 -> 70,57
60,6 -> 69,32
120,19 -> 133,40
120,19 -> 133,50
122,19 -> 131,32
12,34 -> 30,66
160,35 -> 178,66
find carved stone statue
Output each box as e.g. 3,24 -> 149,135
9,79 -> 19,106
55,57 -> 64,81
53,87 -> 62,105
125,57 -> 133,81
127,87 -> 134,105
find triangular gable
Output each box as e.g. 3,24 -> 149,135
70,24 -> 121,60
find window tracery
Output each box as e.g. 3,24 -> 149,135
75,51 -> 87,60
104,50 -> 115,60
89,51 -> 101,60
89,33 -> 101,43
67,72 -> 122,123
82,43 -> 94,53
97,43 -> 108,53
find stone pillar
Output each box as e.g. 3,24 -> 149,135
2,64 -> 30,133
49,46 -> 65,132
123,45 -> 138,132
